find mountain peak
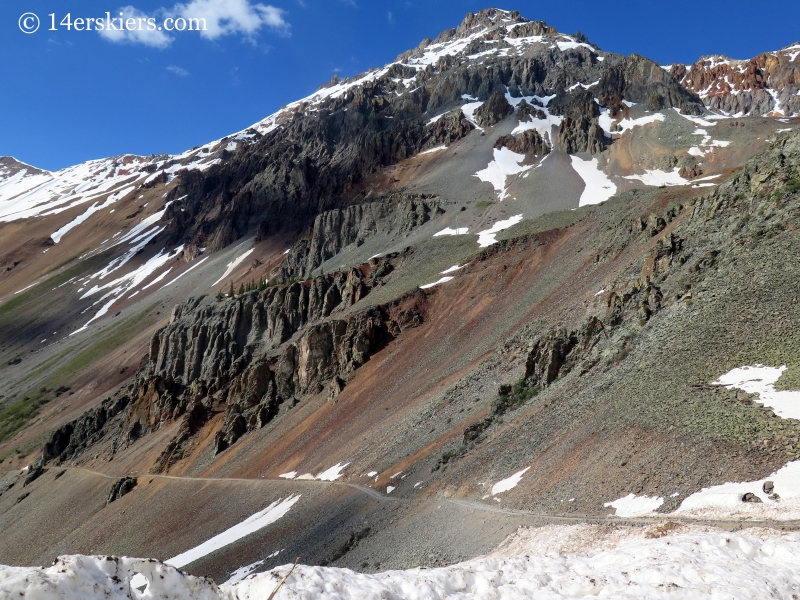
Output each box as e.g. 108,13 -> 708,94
455,8 -> 527,34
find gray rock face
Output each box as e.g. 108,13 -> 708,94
494,130 -> 549,156
474,90 -> 514,127
39,253 -> 427,469
278,195 -> 443,281
107,477 -> 137,505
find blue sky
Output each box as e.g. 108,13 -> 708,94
2,0 -> 799,171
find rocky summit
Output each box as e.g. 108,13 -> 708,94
2,7 -> 800,598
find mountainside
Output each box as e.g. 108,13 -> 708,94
2,7 -> 800,594
671,43 -> 800,116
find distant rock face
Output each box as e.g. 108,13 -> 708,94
155,10 -> 703,255
494,130 -> 549,157
277,194 -> 443,281
595,54 -> 703,115
474,90 -> 514,127
672,46 -> 800,116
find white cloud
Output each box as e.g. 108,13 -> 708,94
171,0 -> 290,39
166,65 -> 189,76
98,0 -> 290,48
98,5 -> 173,48
387,11 -> 394,23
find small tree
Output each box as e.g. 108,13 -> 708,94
216,290 -> 223,302
238,283 -> 245,295
228,281 -> 235,298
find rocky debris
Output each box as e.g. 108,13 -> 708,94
672,47 -> 800,116
741,492 -> 762,503
473,90 -> 514,127
107,477 -> 137,505
763,480 -> 774,494
0,477 -> 16,498
494,130 -> 549,157
22,459 -> 45,487
278,196 -> 442,281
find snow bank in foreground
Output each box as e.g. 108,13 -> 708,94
569,156 -> 617,206
5,523 -> 800,599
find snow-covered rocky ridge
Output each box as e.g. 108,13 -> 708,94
3,523 -> 800,599
670,42 -> 800,117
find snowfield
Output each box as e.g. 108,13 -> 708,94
569,156 -> 617,206
4,523 -> 800,599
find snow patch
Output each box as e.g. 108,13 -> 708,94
570,156 -> 617,206
315,463 -> 349,481
491,466 -> 530,495
212,247 -> 254,287
714,365 -> 800,423
433,227 -> 468,237
475,147 -> 532,200
598,109 -> 665,137
420,276 -> 454,289
440,264 -> 467,274
419,145 -> 447,155
604,494 -> 664,517
623,168 -> 690,187
476,214 -> 523,247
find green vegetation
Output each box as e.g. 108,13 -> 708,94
475,201 -> 493,210
786,179 -> 800,193
0,392 -> 49,444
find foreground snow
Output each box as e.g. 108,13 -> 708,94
4,523 -> 800,599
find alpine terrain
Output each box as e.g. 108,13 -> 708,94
2,8 -> 800,598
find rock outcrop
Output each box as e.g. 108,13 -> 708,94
473,90 -> 514,127
107,477 -> 137,505
277,195 -> 442,281
672,46 -> 800,116
39,254 -> 428,470
494,130 -> 549,156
